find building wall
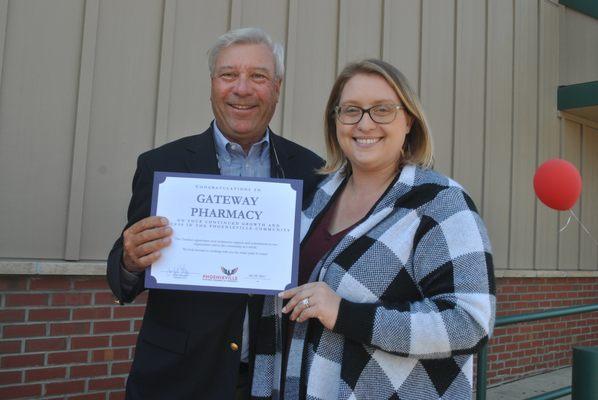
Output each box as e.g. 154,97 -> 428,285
1,272 -> 597,398
1,0 -> 598,398
559,6 -> 598,86
0,0 -> 595,271
557,113 -> 598,270
0,273 -> 141,399
487,273 -> 598,386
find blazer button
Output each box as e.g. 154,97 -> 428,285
230,342 -> 239,352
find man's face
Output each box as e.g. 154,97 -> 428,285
210,43 -> 281,151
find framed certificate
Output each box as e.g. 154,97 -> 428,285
145,172 -> 303,295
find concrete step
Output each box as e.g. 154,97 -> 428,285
485,367 -> 572,400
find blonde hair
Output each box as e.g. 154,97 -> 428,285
320,59 -> 433,175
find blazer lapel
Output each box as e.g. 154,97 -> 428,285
183,126 -> 220,175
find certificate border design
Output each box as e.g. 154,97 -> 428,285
144,171 -> 303,295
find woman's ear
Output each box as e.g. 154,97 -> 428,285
405,114 -> 415,133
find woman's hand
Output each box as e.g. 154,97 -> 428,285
279,282 -> 341,330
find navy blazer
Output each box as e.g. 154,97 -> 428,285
107,126 -> 324,399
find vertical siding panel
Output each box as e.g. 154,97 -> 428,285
420,0 -> 455,176
230,0 -> 242,29
153,0 -> 176,147
558,119 -> 581,270
382,0 -> 421,91
282,0 -> 337,154
559,7 -> 598,86
166,0 -> 229,141
0,1 -> 6,244
453,0 -> 485,208
483,0 -> 513,269
79,0 -> 163,259
0,0 -> 7,89
282,0 -> 298,142
64,0 -> 99,260
509,0 -> 538,269
580,125 -> 598,270
534,0 -> 560,270
232,0 -> 287,44
337,0 -> 383,73
231,0 -> 289,134
0,1 -> 84,258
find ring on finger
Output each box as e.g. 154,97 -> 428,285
301,297 -> 310,308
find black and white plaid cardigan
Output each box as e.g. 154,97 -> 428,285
252,164 -> 496,400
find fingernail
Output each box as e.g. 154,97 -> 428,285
278,292 -> 284,298
281,307 -> 287,313
161,217 -> 168,225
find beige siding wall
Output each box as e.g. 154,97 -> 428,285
561,114 -> 598,270
0,0 -> 596,271
559,6 -> 598,86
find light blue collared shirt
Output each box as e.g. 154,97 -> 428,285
212,122 -> 271,178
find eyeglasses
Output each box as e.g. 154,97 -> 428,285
335,104 -> 404,125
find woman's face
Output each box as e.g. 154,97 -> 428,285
336,73 -> 412,175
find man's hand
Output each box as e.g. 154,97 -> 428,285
122,216 -> 172,273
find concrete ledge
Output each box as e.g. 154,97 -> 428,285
0,261 -> 105,276
495,269 -> 598,278
1,260 -> 596,278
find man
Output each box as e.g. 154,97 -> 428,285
107,27 -> 323,400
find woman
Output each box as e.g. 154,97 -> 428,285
252,59 -> 495,400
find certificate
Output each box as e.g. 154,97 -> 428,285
145,172 -> 303,294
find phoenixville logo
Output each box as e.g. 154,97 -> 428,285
221,267 -> 238,276
202,266 -> 239,282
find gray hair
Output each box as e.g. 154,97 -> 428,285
208,27 -> 285,80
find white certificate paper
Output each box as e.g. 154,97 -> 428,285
145,172 -> 303,294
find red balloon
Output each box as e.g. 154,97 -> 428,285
534,159 -> 582,211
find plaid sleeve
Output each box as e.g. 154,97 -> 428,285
333,187 -> 496,359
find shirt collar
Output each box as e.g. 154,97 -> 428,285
212,120 -> 270,157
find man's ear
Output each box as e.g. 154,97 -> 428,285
274,78 -> 282,100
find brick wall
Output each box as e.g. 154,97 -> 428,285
1,274 -> 597,399
0,276 -> 146,400
487,276 -> 598,385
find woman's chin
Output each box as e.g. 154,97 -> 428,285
347,153 -> 402,174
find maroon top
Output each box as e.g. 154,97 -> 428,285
298,202 -> 355,286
